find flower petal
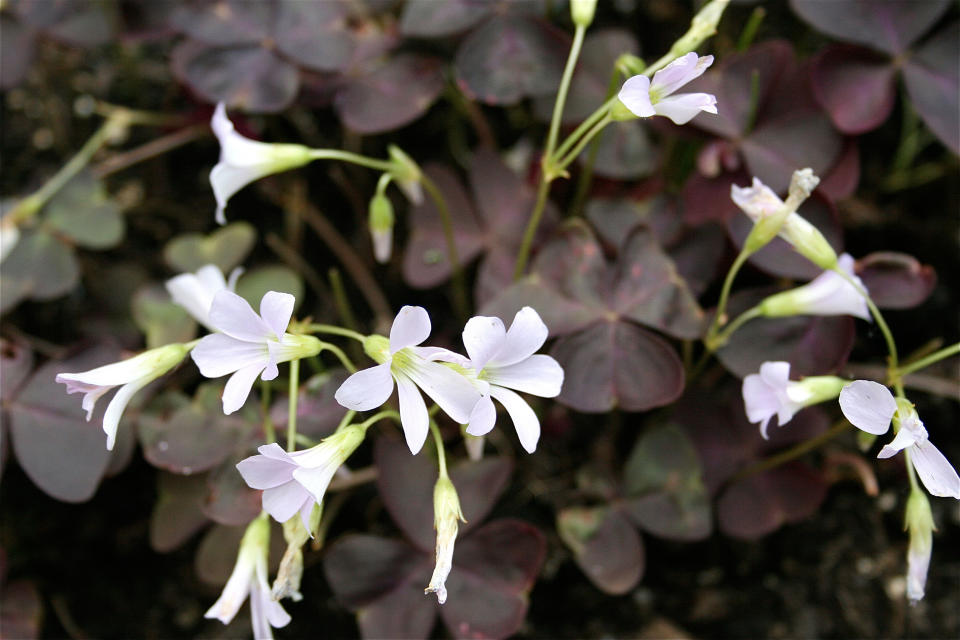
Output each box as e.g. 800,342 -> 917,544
192,333 -> 267,378
222,363 -> 266,415
617,74 -> 655,118
389,305 -> 431,352
466,394 -> 497,437
55,353 -> 156,388
291,464 -> 338,504
909,440 -> 960,499
486,354 -> 563,397
259,291 -> 295,340
489,306 -> 549,367
877,426 -> 919,459
653,92 -> 718,125
166,266 -> 226,328
742,373 -> 778,437
334,363 -> 394,411
462,315 -> 506,370
262,481 -> 310,523
490,385 -> 540,453
730,177 -> 783,223
406,360 -> 482,424
209,290 -> 272,342
396,375 -> 429,454
839,380 -> 896,435
204,555 -> 251,624
237,450 -> 293,490
650,53 -> 714,96
102,378 -> 149,450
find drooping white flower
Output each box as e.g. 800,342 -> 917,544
334,306 -> 483,454
165,264 -> 243,331
210,103 -> 313,225
236,425 -> 366,527
205,514 -> 290,639
741,361 -> 846,439
191,290 -> 321,415
759,253 -> 870,321
424,475 -> 464,605
617,52 -> 717,125
454,307 -> 564,453
56,342 -> 193,450
839,380 -> 960,499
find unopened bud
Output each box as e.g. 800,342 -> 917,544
570,0 -> 597,28
904,489 -> 934,604
368,192 -> 395,264
615,53 -> 647,78
388,145 -> 423,205
670,0 -> 730,57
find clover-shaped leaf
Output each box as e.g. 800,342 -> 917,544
557,506 -> 644,595
131,285 -> 196,349
234,265 -> 304,313
0,230 -> 77,313
150,472 -> 210,553
203,458 -> 261,526
400,0 -> 491,38
43,170 -> 123,249
163,221 -> 256,273
856,251 -> 936,310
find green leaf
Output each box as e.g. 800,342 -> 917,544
131,285 -> 196,348
163,221 -> 256,273
43,170 -> 124,249
235,265 -> 304,312
0,229 -> 79,313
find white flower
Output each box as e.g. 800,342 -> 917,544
455,307 -> 564,453
56,342 -> 192,450
742,361 -> 846,439
617,52 -> 717,125
759,253 -> 870,320
424,475 -> 464,605
334,306 -> 483,455
904,490 -> 934,604
839,380 -> 960,499
205,514 -> 290,639
165,264 -> 243,331
191,290 -> 321,415
236,426 -> 366,527
210,103 -> 313,225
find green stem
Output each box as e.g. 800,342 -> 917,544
335,410 -> 356,433
551,97 -> 615,164
421,173 -> 469,320
307,149 -> 394,172
904,449 -> 921,493
568,69 -> 623,217
319,341 -> 357,373
358,410 -> 401,430
429,420 -> 449,479
513,178 -> 553,280
309,324 -> 366,343
709,306 -> 762,350
897,342 -> 960,378
287,359 -> 300,452
706,245 -> 754,343
555,113 -> 613,171
730,421 -> 852,483
546,24 -> 587,158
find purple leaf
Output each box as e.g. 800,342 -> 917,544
149,472 -> 210,553
478,276 -> 602,337
817,139 -> 861,202
203,459 -> 261,526
0,15 -> 36,90
680,170 -> 745,226
324,534 -> 432,610
903,23 -> 960,154
810,45 -> 897,135
270,369 -> 349,440
374,436 -> 442,552
557,506 -> 644,595
856,251 -> 937,309
588,121 -> 658,180
195,522 -> 285,586
168,0 -> 271,45
400,0 -> 491,38
274,0 -> 355,72
0,579 -> 42,639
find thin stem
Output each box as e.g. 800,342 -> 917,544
265,233 -> 330,300
319,342 -> 357,373
429,420 -> 449,479
287,359 -> 300,452
420,173 -> 469,320
709,306 -> 762,350
545,24 -> 587,159
551,97 -> 615,163
730,421 -> 852,483
904,450 -> 921,493
706,245 -> 754,343
897,342 -> 960,378
513,178 -> 553,280
91,123 -> 208,179
555,113 -> 613,171
358,410 -> 401,430
335,410 -> 357,433
307,149 -> 394,172
309,324 -> 366,343
568,68 -> 623,217
328,269 -> 360,332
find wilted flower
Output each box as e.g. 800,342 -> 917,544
191,290 -> 321,414
335,306 -> 482,454
205,514 -> 290,639
165,263 -> 243,330
424,475 -> 465,605
616,53 -> 717,125
236,425 -> 367,527
210,103 -> 313,225
455,307 -> 564,453
839,381 -> 960,499
742,361 -> 846,439
56,342 -> 193,450
759,253 -> 870,320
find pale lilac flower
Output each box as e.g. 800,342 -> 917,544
455,307 -> 564,453
165,264 -> 243,331
205,514 -> 290,639
236,425 -> 366,527
742,361 -> 845,439
617,52 -> 717,125
839,381 -> 960,499
191,290 -> 321,415
56,342 -> 192,450
759,253 -> 870,320
334,306 -> 482,455
424,476 -> 464,605
210,103 -> 312,224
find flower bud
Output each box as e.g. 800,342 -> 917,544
424,475 -> 466,604
387,145 -> 423,205
615,53 -> 647,77
669,0 -> 729,58
570,0 -> 597,28
904,489 -> 934,603
368,192 -> 395,264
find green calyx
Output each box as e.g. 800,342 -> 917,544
362,334 -> 391,364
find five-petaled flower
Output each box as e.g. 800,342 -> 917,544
236,425 -> 366,527
452,307 -> 564,453
759,253 -> 870,321
742,361 -> 845,439
205,513 -> 290,639
839,380 -> 960,499
191,290 -> 321,415
165,263 -> 243,331
56,342 -> 193,450
617,52 -> 717,124
210,103 -> 312,225
334,306 -> 482,454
